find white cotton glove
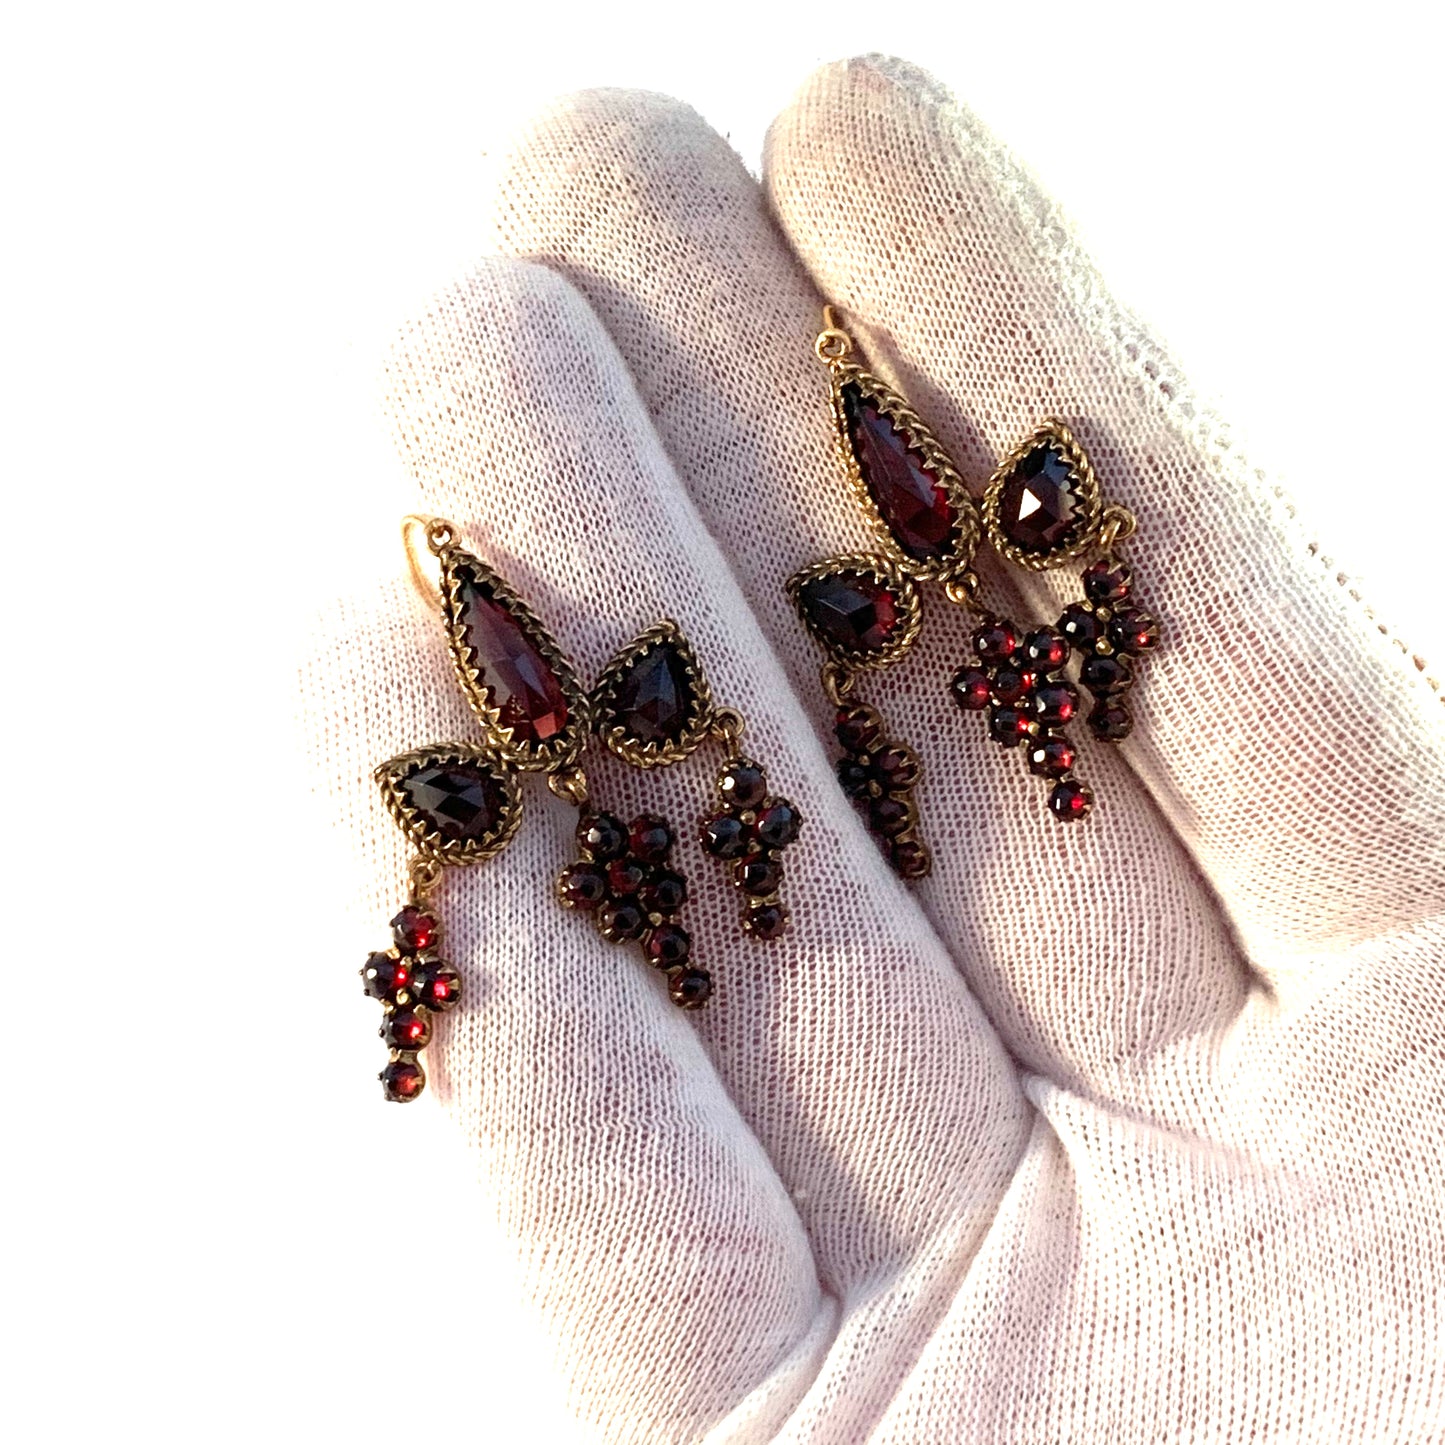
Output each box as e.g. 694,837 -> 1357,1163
301,55 -> 1445,1443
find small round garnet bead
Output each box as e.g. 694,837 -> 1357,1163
381,1006 -> 432,1050
889,837 -> 931,879
558,862 -> 608,909
380,1057 -> 425,1103
869,795 -> 911,837
628,814 -> 674,863
361,952 -> 409,1001
754,800 -> 802,850
836,758 -> 873,799
1088,700 -> 1134,741
950,665 -> 992,711
835,704 -> 882,753
644,922 -> 691,968
577,811 -> 627,862
1028,734 -> 1077,778
1083,560 -> 1133,605
872,745 -> 919,789
391,906 -> 439,953
1023,628 -> 1070,671
990,664 -> 1035,707
1048,777 -> 1094,822
718,761 -> 768,810
640,868 -> 687,916
1059,602 -> 1102,650
1109,609 -> 1160,655
988,704 -> 1032,748
667,967 -> 713,1010
413,958 -> 462,1011
736,855 -> 784,897
1032,681 -> 1079,728
744,902 -> 788,940
701,813 -> 750,858
598,901 -> 647,943
1081,653 -> 1134,696
972,620 -> 1017,664
606,857 -> 646,896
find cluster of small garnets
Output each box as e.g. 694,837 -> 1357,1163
698,757 -> 803,939
832,702 -> 932,877
950,616 -> 1094,822
557,810 -> 713,1009
360,904 -> 463,1102
1057,559 -> 1161,741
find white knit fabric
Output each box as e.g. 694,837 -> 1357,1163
301,56 -> 1445,1442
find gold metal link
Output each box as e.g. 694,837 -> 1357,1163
400,514 -> 456,609
407,854 -> 443,903
709,706 -> 746,755
1098,504 -> 1138,555
814,306 -> 854,364
943,569 -> 989,613
821,661 -> 856,707
547,765 -> 590,808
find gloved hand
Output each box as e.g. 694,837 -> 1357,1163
302,55 -> 1445,1443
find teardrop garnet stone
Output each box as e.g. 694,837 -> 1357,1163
610,639 -> 696,747
998,442 -> 1084,554
399,761 -> 509,845
841,382 -> 956,565
797,569 -> 901,658
453,563 -> 569,745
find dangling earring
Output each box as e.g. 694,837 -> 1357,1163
980,424 -> 1159,749
788,308 -> 1089,854
361,517 -> 715,1104
591,620 -> 803,940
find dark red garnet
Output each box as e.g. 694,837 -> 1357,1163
1088,700 -> 1134,741
629,815 -> 674,863
754,801 -> 801,850
841,382 -> 956,563
1028,734 -> 1077,778
1059,602 -> 1102,650
872,745 -> 919,789
380,1057 -> 425,1102
399,764 -> 508,847
798,570 -> 901,656
835,703 -> 883,752
558,861 -> 608,909
381,1007 -> 432,1050
744,903 -> 788,940
1024,629 -> 1070,671
718,762 -> 768,810
1048,777 -> 1094,822
1083,559 -> 1133,605
1109,609 -> 1160,655
391,906 -> 439,953
1081,654 -> 1134,696
454,563 -> 569,745
701,814 -> 750,858
869,795 -> 911,836
667,967 -> 713,1009
610,641 -> 695,745
889,838 -> 931,879
988,704 -> 1033,748
990,664 -> 1034,707
362,952 -> 409,1001
972,621 -> 1017,664
640,869 -> 687,916
1032,681 -> 1079,728
644,923 -> 691,968
998,443 -> 1083,554
577,811 -> 627,862
606,858 -> 646,896
951,665 -> 992,712
736,855 -> 784,897
414,959 -> 462,1011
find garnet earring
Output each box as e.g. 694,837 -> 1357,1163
361,517 -> 714,1103
789,309 -> 1158,832
591,620 -> 803,940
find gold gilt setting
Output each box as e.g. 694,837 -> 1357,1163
374,742 -> 524,868
591,618 -> 717,768
785,553 -> 924,674
981,418 -> 1105,571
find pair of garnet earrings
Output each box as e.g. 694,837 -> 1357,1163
358,518 -> 802,1101
789,309 -> 1161,875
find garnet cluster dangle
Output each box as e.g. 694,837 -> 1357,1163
832,701 -> 930,876
950,618 -> 1092,821
699,757 -> 802,938
1059,559 -> 1160,740
558,809 -> 712,1008
361,903 -> 462,1102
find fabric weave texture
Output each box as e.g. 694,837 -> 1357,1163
301,55 -> 1445,1443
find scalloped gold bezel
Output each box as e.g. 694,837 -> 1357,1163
828,362 -> 980,584
374,741 -> 524,867
591,619 -> 716,769
439,546 -> 589,772
982,419 -> 1104,571
785,553 -> 923,672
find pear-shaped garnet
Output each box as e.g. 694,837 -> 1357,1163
797,570 -> 901,657
841,382 -> 956,564
453,563 -> 569,744
610,640 -> 696,746
998,443 -> 1084,554
399,762 -> 509,845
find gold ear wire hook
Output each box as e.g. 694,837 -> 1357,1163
400,514 -> 456,609
815,305 -> 854,363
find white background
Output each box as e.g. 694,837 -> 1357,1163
6,2 -> 1440,1440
